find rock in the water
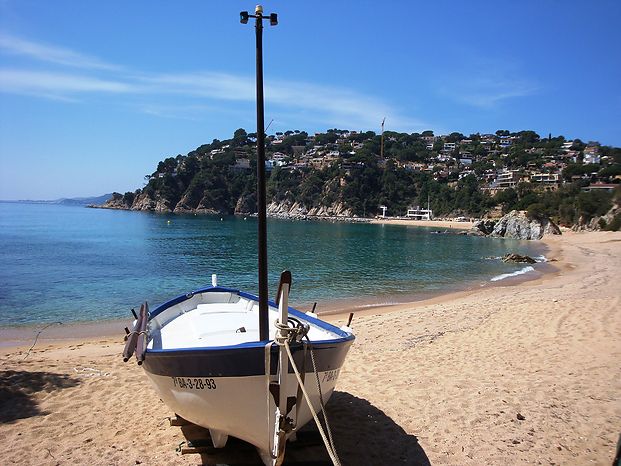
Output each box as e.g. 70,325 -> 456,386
503,253 -> 536,264
471,219 -> 497,235
490,210 -> 561,240
234,194 -> 256,215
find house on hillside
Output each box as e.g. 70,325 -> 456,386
529,172 -> 561,190
493,170 -> 521,189
499,136 -> 513,148
443,142 -> 457,152
584,148 -> 601,165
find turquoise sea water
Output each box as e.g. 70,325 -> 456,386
0,203 -> 545,327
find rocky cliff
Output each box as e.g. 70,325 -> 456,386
573,200 -> 621,231
97,192 -> 132,210
266,200 -> 353,219
469,210 -> 561,240
98,191 -> 357,220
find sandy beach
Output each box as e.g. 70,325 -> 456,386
1,230 -> 619,465
370,217 -> 475,230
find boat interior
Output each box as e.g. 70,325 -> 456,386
147,291 -> 342,350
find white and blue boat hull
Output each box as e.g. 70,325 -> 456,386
138,286 -> 354,463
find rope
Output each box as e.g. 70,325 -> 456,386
308,342 -> 338,458
284,340 -> 341,466
124,330 -> 147,341
264,340 -> 277,461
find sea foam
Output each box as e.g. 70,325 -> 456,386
491,266 -> 535,282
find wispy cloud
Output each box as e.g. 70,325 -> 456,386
0,69 -> 135,95
0,33 -> 433,132
135,72 -> 427,130
137,72 -> 255,101
436,56 -> 539,108
445,76 -> 539,108
138,103 -> 214,121
0,32 -> 121,70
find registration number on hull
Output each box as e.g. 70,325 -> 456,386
172,377 -> 216,390
322,369 -> 340,383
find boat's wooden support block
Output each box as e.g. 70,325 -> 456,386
169,414 -> 192,426
179,446 -> 216,455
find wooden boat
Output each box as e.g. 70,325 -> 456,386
123,7 -> 354,465
123,273 -> 354,465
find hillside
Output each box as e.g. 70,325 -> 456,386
100,128 -> 621,230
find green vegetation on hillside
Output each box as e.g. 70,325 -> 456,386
115,127 -> 621,229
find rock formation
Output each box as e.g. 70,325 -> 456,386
466,210 -> 562,240
490,210 -> 561,240
572,199 -> 621,232
502,253 -> 537,264
470,219 -> 497,236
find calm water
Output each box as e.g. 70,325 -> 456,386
0,203 -> 545,326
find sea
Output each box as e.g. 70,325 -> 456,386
0,202 -> 548,327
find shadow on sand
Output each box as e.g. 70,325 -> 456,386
0,370 -> 80,423
178,390 -> 430,465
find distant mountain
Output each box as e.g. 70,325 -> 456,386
1,194 -> 113,206
56,194 -> 114,206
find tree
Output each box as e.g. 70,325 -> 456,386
570,139 -> 586,151
233,128 -> 248,146
494,188 -> 518,212
576,190 -> 613,220
515,130 -> 540,145
157,157 -> 177,174
445,132 -> 464,143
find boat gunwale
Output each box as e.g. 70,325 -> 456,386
146,286 -> 355,354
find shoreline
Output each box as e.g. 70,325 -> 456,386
0,243 -> 553,348
89,202 -> 479,229
370,217 -> 474,229
1,230 -> 619,465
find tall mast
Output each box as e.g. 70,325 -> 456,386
240,6 -> 278,341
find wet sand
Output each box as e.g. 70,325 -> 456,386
0,230 -> 619,465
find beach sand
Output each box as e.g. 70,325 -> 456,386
370,218 -> 474,230
1,231 -> 619,465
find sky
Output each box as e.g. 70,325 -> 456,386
0,0 -> 620,200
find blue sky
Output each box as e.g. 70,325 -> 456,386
0,0 -> 619,200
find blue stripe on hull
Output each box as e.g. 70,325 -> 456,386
143,340 -> 352,378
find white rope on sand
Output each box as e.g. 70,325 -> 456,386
73,367 -> 110,377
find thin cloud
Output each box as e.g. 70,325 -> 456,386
137,72 -> 255,101
0,33 -> 121,71
0,69 -> 135,97
447,76 -> 539,108
0,33 -> 434,132
436,55 -> 540,108
137,72 -> 429,131
139,103 -> 214,121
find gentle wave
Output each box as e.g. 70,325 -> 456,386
484,255 -> 547,263
491,266 -> 535,282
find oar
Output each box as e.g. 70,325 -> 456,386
135,302 -> 149,365
122,303 -> 144,362
275,270 -> 292,306
273,270 -> 292,459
